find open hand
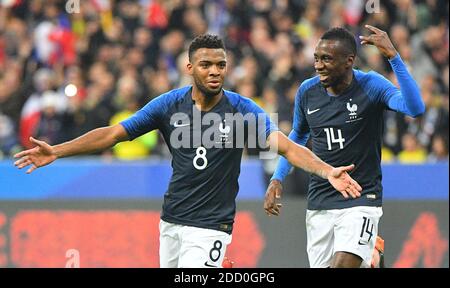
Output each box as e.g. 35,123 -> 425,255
327,164 -> 362,199
14,137 -> 57,174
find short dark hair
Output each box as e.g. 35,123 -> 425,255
188,34 -> 225,62
321,27 -> 357,56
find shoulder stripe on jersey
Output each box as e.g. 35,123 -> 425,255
159,85 -> 192,111
298,76 -> 321,97
353,68 -> 389,104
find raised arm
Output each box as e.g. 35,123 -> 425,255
360,25 -> 425,117
14,124 -> 128,174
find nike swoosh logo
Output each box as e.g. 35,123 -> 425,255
358,240 -> 368,245
204,261 -> 218,268
173,121 -> 190,127
307,108 -> 320,115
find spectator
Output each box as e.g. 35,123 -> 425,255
0,112 -> 19,159
428,134 -> 449,163
0,0 -> 447,167
381,146 -> 396,163
398,133 -> 427,164
109,99 -> 158,160
35,91 -> 69,145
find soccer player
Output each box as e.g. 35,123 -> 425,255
14,34 -> 362,268
265,26 -> 425,268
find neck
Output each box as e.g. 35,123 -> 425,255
327,70 -> 353,96
192,86 -> 223,111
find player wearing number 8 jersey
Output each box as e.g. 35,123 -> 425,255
14,34 -> 363,268
122,85 -> 277,232
266,26 -> 425,268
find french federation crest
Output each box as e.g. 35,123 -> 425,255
219,119 -> 231,143
347,99 -> 358,120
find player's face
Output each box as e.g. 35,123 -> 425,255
314,40 -> 353,89
188,48 -> 227,98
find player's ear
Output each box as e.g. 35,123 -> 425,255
187,62 -> 193,75
346,54 -> 355,68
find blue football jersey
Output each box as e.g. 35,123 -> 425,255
121,86 -> 278,233
272,55 -> 425,210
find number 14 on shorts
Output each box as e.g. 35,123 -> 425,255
359,216 -> 374,245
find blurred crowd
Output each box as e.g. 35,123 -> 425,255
0,0 -> 448,164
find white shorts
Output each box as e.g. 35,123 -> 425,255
159,219 -> 232,268
306,206 -> 383,268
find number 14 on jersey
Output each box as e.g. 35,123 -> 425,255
324,128 -> 345,150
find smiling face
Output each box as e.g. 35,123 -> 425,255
314,39 -> 355,89
187,48 -> 227,98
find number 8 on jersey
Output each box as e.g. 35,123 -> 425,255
193,146 -> 208,170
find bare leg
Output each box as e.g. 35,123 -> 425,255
330,251 -> 362,268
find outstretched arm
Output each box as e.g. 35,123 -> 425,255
360,25 -> 425,117
264,131 -> 362,215
14,124 -> 129,174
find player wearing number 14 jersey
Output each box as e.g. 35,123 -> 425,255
266,26 -> 425,268
14,34 -> 363,268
